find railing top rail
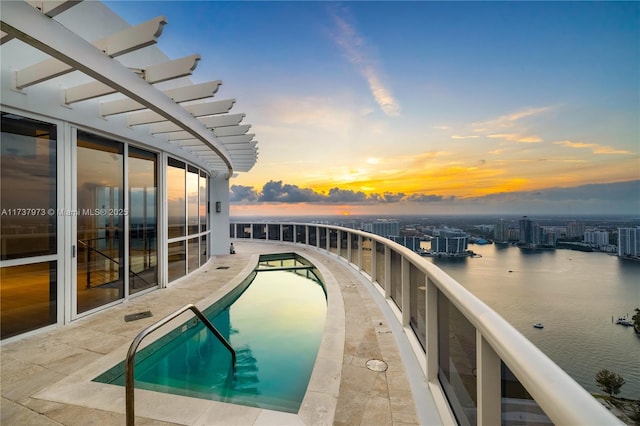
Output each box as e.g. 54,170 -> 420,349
125,304 -> 236,426
230,221 -> 620,425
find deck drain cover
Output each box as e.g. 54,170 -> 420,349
366,359 -> 388,372
124,311 -> 152,322
216,266 -> 230,270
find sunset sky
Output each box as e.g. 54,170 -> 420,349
106,1 -> 639,216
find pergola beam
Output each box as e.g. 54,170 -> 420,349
65,54 -> 200,104
128,99 -> 235,126
0,0 -> 235,173
16,16 -> 166,89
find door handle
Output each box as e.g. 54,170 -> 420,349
72,245 -> 76,258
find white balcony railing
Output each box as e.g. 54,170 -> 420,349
231,222 -> 620,425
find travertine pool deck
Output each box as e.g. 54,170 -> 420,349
1,241 -> 431,425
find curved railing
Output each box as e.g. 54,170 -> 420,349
230,222 -> 620,425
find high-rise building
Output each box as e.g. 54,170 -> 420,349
431,229 -> 468,254
494,219 -> 509,242
584,230 -> 610,247
364,220 -> 400,238
618,227 -> 640,257
567,221 -> 585,239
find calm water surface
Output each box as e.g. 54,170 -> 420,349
425,243 -> 640,399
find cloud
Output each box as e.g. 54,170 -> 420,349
488,133 -> 542,143
329,6 -> 400,117
433,125 -> 450,130
230,185 -> 259,202
230,180 -> 640,215
472,106 -> 552,133
554,140 -> 634,155
451,135 -> 480,139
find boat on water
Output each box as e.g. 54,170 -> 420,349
615,317 -> 634,326
533,323 -> 544,329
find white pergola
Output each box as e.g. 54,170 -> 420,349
0,0 -> 258,175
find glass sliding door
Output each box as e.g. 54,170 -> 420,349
76,132 -> 124,314
0,113 -> 58,339
128,147 -> 157,294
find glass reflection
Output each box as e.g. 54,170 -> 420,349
200,234 -> 207,266
390,250 -> 402,308
168,241 -> 186,282
167,158 -> 186,239
77,133 -> 124,313
188,237 -> 199,273
409,264 -> 426,349
187,166 -> 199,235
502,362 -> 552,425
376,242 -> 386,288
199,171 -> 207,233
129,147 -> 157,294
438,289 -> 478,425
1,261 -> 57,339
0,113 -> 57,260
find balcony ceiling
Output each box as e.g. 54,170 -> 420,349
0,0 -> 257,175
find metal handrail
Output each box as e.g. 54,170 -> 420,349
125,304 -> 236,426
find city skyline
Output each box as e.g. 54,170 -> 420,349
106,1 -> 640,216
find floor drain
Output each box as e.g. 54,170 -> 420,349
216,266 -> 230,269
124,311 -> 152,322
366,359 -> 388,372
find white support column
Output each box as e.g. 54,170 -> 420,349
478,331 -> 501,425
401,257 -> 411,326
209,174 -> 229,255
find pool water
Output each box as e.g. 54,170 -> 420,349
94,254 -> 327,413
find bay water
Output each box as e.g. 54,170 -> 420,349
424,243 -> 640,399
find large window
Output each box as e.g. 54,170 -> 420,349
128,147 -> 157,294
76,132 -> 125,314
167,157 -> 209,282
0,113 -> 57,339
167,158 -> 186,239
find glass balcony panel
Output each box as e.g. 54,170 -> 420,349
319,228 -> 327,250
502,362 -> 552,425
362,237 -> 372,275
350,233 -> 359,264
238,224 -> 251,239
409,264 -> 426,350
329,229 -> 338,254
296,225 -> 307,244
340,231 -> 349,259
1,261 -> 57,339
268,224 -> 280,241
168,241 -> 186,282
375,242 -> 386,289
283,224 -> 293,242
438,289 -> 478,425
309,226 -> 317,246
390,249 -> 402,309
252,224 -> 266,240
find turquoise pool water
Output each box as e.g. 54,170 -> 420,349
94,254 -> 327,413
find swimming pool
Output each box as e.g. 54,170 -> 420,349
94,253 -> 327,413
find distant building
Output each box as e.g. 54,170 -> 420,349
584,230 -> 609,247
431,228 -> 468,254
519,216 -> 532,244
364,220 -> 400,238
618,227 -> 640,257
494,219 -> 509,242
567,221 -> 585,239
389,236 -> 422,252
